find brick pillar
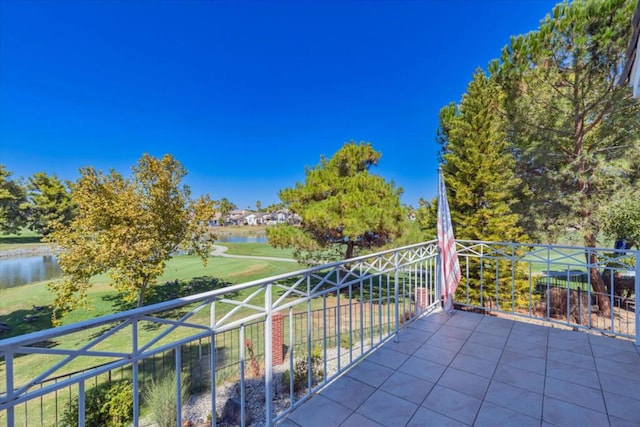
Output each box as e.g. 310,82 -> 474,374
271,312 -> 284,366
415,287 -> 430,312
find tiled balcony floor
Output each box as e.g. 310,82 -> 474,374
278,310 -> 640,427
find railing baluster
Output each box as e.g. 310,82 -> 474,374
264,283 -> 273,427
239,325 -> 245,427
635,255 -> 640,346
176,346 -> 182,427
78,381 -> 85,427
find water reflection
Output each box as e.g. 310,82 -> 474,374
217,235 -> 267,243
0,255 -> 63,289
0,235 -> 267,288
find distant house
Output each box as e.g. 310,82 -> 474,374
244,213 -> 265,226
208,212 -> 223,227
623,2 -> 640,97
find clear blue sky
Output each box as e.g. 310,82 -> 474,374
0,0 -> 559,210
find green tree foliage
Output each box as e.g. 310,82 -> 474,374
216,197 -> 236,219
601,192 -> 640,250
267,141 -> 404,263
0,165 -> 27,234
437,70 -> 529,307
438,70 -> 524,242
416,197 -> 437,239
495,0 -> 640,315
48,154 -> 216,320
60,381 -> 133,427
21,172 -> 74,235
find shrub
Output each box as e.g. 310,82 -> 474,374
59,380 -> 133,427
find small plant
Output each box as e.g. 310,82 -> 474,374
340,333 -> 352,349
281,346 -> 323,392
59,380 -> 133,427
245,339 -> 261,377
144,370 -> 187,427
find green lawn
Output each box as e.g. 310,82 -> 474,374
0,228 -> 46,249
221,242 -> 295,258
0,251 -> 302,338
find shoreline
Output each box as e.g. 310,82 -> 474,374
0,244 -> 56,259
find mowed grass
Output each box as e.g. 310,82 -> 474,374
221,242 -> 295,258
0,228 -> 46,249
0,250 -> 306,412
0,250 -> 302,337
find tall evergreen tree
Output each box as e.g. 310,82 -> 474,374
438,70 -> 524,242
22,172 -> 74,235
0,165 -> 27,234
495,0 -> 640,316
438,70 -> 528,308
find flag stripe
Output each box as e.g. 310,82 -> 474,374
437,170 -> 460,312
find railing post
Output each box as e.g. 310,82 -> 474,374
5,351 -> 14,426
210,299 -> 216,423
635,253 -> 639,347
264,283 -> 273,426
132,317 -> 139,426
175,346 -> 182,427
78,380 -> 85,427
394,250 -> 400,343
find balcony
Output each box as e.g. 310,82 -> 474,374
1,240 -> 638,426
279,309 -> 640,426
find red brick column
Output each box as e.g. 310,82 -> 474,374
271,312 -> 284,366
415,287 -> 430,312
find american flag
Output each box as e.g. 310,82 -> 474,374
437,169 -> 461,314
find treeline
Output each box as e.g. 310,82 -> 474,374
414,0 -> 640,316
0,166 -> 74,236
417,0 -> 639,251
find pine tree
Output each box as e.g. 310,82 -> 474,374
495,0 -> 640,316
267,141 -> 404,263
22,172 -> 74,235
439,70 -> 523,242
438,70 -> 528,308
0,165 -> 27,234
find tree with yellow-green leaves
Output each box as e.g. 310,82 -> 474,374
48,154 -> 216,321
267,141 -> 404,264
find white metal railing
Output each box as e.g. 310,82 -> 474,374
0,241 -> 440,426
1,239 -> 638,426
453,240 -> 640,343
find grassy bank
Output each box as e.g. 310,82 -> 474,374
0,245 -> 299,338
222,242 -> 295,258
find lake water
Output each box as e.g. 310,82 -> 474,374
0,255 -> 62,289
0,235 -> 268,288
217,235 -> 267,243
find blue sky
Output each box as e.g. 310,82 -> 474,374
1,0 -> 559,210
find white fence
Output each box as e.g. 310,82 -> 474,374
1,240 -> 638,426
1,241 -> 440,426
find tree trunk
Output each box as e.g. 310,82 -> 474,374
345,241 -> 355,260
584,232 -> 610,317
137,281 -> 148,307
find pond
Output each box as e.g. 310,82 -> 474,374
217,235 -> 267,243
0,255 -> 63,289
0,235 -> 268,289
